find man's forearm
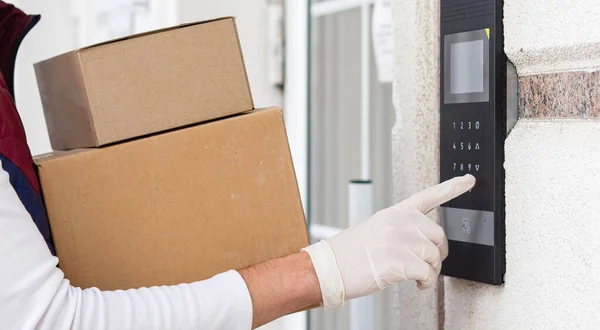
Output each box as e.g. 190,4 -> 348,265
239,251 -> 322,329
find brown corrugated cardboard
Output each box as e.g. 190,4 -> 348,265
35,107 -> 308,290
35,17 -> 254,150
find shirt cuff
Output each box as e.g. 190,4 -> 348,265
192,270 -> 253,330
302,241 -> 345,309
228,270 -> 253,330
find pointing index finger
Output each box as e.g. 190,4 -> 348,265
405,174 -> 476,215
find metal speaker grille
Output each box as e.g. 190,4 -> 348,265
441,0 -> 493,23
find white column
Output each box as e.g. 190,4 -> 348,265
283,0 -> 309,214
278,2 -> 309,330
348,182 -> 375,330
359,3 -> 371,181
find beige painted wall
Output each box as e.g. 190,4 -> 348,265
390,0 -> 441,328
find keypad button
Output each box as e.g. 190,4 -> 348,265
448,119 -> 482,176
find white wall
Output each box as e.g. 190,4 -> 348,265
504,0 -> 600,75
445,120 -> 600,329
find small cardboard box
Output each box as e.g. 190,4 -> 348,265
35,17 -> 254,150
35,107 -> 308,290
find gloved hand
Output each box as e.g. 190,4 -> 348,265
302,174 -> 475,309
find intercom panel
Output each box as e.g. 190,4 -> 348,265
439,0 -> 515,285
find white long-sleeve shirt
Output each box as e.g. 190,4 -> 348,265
0,161 -> 253,329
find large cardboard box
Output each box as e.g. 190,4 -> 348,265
35,17 -> 254,150
35,107 -> 308,290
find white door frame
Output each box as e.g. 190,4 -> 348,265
284,1 -> 375,329
285,0 -> 374,242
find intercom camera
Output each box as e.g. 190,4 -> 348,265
439,0 -> 517,285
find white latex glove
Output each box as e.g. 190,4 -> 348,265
303,174 -> 476,309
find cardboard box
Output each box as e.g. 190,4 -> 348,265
35,107 -> 308,290
35,17 -> 254,150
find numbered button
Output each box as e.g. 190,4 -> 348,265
475,164 -> 480,172
453,121 -> 480,130
451,141 -> 480,151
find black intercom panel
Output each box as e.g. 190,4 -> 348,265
439,0 -> 516,285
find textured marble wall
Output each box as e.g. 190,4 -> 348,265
519,71 -> 600,118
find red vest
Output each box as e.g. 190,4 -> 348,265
0,1 -> 54,254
